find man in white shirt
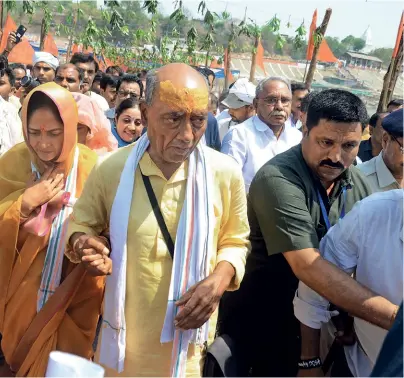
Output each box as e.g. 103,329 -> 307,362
285,82 -> 309,130
294,189 -> 403,377
221,76 -> 302,192
358,109 -> 403,192
0,95 -> 23,155
218,78 -> 256,142
70,53 -> 109,112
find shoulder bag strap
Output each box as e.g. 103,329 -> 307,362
140,170 -> 175,259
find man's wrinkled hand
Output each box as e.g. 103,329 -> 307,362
72,234 -> 112,276
174,273 -> 224,330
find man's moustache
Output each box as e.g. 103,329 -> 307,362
320,160 -> 344,169
270,111 -> 286,118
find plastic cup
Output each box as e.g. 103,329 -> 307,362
45,351 -> 105,377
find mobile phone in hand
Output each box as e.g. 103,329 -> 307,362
15,25 -> 27,43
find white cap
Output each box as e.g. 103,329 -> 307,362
33,52 -> 59,71
221,78 -> 256,109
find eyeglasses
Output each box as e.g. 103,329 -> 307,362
118,90 -> 139,99
390,134 -> 404,154
257,96 -> 292,106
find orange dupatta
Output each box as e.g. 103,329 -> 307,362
0,83 -> 104,376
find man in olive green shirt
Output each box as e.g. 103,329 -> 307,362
219,89 -> 399,377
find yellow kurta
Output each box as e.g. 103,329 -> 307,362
66,145 -> 250,377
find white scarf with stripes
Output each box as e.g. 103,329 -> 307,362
99,134 -> 214,376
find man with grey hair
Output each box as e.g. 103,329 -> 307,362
221,76 -> 302,192
66,63 -> 250,376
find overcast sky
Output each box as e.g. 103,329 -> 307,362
158,0 -> 403,49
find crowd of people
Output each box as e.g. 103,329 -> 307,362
0,27 -> 403,378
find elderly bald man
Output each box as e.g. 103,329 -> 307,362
66,63 -> 250,376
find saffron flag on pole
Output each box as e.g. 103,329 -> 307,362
392,11 -> 404,58
306,9 -> 317,61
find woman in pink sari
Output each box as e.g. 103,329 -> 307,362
72,93 -> 118,155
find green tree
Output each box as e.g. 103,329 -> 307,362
369,47 -> 394,66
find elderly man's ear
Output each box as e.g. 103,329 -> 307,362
140,101 -> 148,127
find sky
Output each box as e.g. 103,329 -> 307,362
158,0 -> 403,49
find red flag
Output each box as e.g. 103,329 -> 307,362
256,40 -> 268,75
43,33 -> 58,57
306,9 -> 317,60
393,12 -> 404,58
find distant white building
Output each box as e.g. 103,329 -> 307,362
361,25 -> 373,54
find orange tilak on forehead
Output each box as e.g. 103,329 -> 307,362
158,80 -> 208,113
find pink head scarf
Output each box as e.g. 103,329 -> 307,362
72,92 -> 118,154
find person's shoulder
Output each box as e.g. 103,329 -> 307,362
285,125 -> 303,141
355,189 -> 403,219
77,144 -> 98,171
349,165 -> 373,195
204,147 -> 243,182
356,155 -> 377,176
225,117 -> 254,139
95,143 -> 135,176
251,145 -> 304,191
0,142 -> 31,180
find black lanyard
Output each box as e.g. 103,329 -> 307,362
316,186 -> 347,231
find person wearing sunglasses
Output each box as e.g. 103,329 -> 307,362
358,108 -> 403,192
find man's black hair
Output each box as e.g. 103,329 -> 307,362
387,99 -> 403,108
291,82 -> 308,94
70,53 -> 99,72
55,63 -> 84,82
300,92 -> 317,113
9,63 -> 26,74
93,70 -> 103,82
1,67 -> 15,87
116,74 -> 144,98
368,112 -> 388,128
100,74 -> 119,91
194,67 -> 216,82
106,65 -> 124,76
306,89 -> 368,132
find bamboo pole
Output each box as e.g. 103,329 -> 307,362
224,44 -> 231,90
249,34 -> 259,82
0,1 -> 3,29
305,8 -> 332,89
377,37 -> 402,112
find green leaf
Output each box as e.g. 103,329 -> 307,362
57,3 -> 65,13
204,10 -> 214,25
198,1 -> 206,15
267,14 -> 281,33
78,8 -> 84,17
23,1 -> 35,15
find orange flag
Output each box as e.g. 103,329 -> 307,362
1,14 -> 34,65
306,9 -> 318,60
8,39 -> 34,65
392,11 -> 404,58
210,57 -> 222,69
83,46 -> 93,54
0,13 -> 17,52
71,43 -> 81,55
316,39 -> 338,63
43,33 -> 58,57
256,40 -> 267,75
